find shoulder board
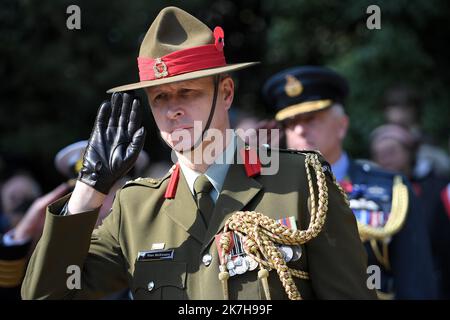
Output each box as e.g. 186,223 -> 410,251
122,171 -> 172,189
264,146 -> 333,177
265,146 -> 324,157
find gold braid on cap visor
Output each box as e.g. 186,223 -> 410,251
275,99 -> 332,121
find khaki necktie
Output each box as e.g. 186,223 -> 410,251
194,175 -> 215,227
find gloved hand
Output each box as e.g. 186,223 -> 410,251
78,91 -> 146,194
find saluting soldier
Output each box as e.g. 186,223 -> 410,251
263,66 -> 437,299
22,7 -> 376,300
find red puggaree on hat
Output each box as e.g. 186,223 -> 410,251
107,6 -> 258,93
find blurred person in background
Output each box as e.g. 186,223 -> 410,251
263,65 -> 437,299
0,140 -> 149,299
1,172 -> 42,232
371,124 -> 450,298
232,109 -> 283,149
232,110 -> 261,148
0,170 -> 69,299
382,85 -> 450,179
143,161 -> 172,180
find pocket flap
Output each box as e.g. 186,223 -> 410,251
133,260 -> 187,292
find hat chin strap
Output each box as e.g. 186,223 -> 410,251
167,75 -> 220,154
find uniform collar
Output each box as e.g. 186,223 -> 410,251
178,131 -> 236,201
331,152 -> 350,182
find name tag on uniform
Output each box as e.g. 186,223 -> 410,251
137,249 -> 174,261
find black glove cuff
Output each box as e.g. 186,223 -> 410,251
78,169 -> 110,195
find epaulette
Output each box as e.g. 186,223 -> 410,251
268,146 -> 333,177
122,177 -> 165,188
265,146 -> 324,159
122,166 -> 175,189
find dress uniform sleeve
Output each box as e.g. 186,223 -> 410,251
303,173 -> 378,299
0,234 -> 32,299
21,191 -> 128,299
388,181 -> 438,299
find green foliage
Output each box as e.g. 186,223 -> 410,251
1,0 -> 449,188
259,0 -> 450,157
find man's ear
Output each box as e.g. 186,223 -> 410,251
339,115 -> 350,140
220,76 -> 234,110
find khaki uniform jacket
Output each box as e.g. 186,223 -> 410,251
22,149 -> 377,300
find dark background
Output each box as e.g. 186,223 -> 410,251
1,0 -> 449,191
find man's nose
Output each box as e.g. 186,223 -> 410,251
166,104 -> 184,120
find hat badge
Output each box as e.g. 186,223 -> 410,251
284,75 -> 303,97
153,58 -> 169,78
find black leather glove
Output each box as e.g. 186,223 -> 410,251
78,91 -> 146,194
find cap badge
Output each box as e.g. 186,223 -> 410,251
153,58 -> 168,79
284,75 -> 303,97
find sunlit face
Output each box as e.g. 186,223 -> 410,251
371,138 -> 412,174
284,106 -> 348,163
145,76 -> 234,153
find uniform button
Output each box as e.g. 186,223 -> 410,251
147,281 -> 155,292
202,254 -> 212,266
363,164 -> 371,172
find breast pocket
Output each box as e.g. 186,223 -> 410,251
132,261 -> 187,300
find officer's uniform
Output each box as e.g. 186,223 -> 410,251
340,156 -> 436,299
22,137 -> 375,300
263,66 -> 437,299
1,177 -> 38,299
21,7 -> 376,300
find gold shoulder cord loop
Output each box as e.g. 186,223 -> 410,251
335,174 -> 408,298
218,153 -> 329,300
334,173 -> 409,243
370,239 -> 391,270
333,172 -> 409,298
356,175 -> 409,241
